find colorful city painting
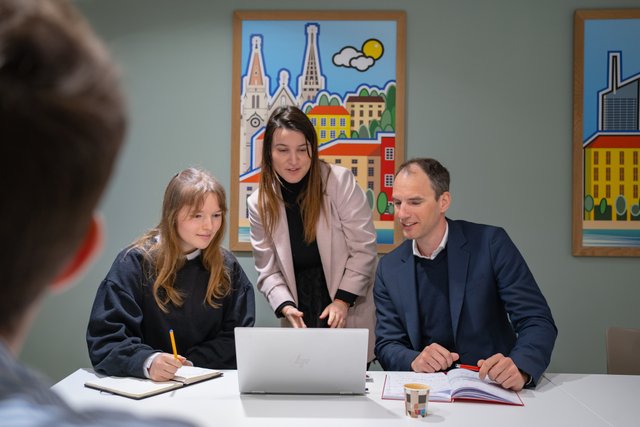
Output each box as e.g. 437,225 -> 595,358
573,9 -> 640,256
229,11 -> 406,252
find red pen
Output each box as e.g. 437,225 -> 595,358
455,363 -> 480,372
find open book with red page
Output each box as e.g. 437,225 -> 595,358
381,368 -> 523,406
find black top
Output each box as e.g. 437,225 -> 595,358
86,246 -> 255,378
280,173 -> 323,271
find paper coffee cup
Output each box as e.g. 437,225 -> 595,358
404,383 -> 430,418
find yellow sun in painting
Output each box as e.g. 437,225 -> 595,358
362,39 -> 384,60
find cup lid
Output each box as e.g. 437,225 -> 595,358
403,383 -> 430,390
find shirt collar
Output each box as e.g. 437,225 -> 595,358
185,248 -> 201,260
413,222 -> 449,260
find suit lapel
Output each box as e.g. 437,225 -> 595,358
446,220 -> 469,342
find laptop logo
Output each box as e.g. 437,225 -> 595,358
293,354 -> 310,368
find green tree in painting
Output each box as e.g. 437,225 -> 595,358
380,110 -> 393,132
369,119 -> 380,138
615,194 -> 627,220
630,203 -> 640,220
329,97 -> 341,106
386,85 -> 396,113
599,197 -> 608,215
377,192 -> 388,215
584,194 -> 594,220
386,86 -> 395,106
359,88 -> 370,97
318,93 -> 330,106
380,84 -> 396,131
358,124 -> 370,139
391,107 -> 396,132
594,197 -> 612,220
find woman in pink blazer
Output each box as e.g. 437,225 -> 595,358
248,106 -> 377,360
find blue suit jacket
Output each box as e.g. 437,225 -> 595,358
374,219 -> 557,385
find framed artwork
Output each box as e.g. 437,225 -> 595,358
572,9 -> 640,256
229,10 -> 406,252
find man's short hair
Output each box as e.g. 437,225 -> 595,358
0,0 -> 126,335
396,158 -> 450,199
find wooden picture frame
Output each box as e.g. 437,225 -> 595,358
572,9 -> 640,256
229,10 -> 406,252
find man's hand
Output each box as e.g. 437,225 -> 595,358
148,353 -> 188,381
477,353 -> 527,391
411,343 -> 459,373
319,299 -> 349,328
282,305 -> 307,328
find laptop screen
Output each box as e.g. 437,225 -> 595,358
235,327 -> 368,395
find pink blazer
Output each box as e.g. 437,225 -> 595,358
248,162 -> 377,359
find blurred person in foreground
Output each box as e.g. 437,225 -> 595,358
0,0 -> 193,424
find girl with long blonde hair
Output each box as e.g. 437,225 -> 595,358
87,168 -> 255,381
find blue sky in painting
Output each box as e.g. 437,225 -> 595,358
241,20 -> 397,98
583,19 -> 640,141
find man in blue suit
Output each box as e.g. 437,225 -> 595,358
374,158 -> 557,391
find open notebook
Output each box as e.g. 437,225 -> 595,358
84,365 -> 222,399
381,369 -> 523,405
235,327 -> 368,395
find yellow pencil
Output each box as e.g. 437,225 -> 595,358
169,329 -> 178,360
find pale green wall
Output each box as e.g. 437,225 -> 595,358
21,0 -> 640,382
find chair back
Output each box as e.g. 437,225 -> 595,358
606,327 -> 640,375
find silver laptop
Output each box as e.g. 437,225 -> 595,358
235,327 -> 368,395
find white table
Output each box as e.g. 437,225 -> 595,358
52,369 -> 630,426
545,373 -> 639,427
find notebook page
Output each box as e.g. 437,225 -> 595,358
381,372 -> 451,401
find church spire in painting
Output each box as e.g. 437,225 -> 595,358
297,24 -> 325,105
240,35 -> 270,173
